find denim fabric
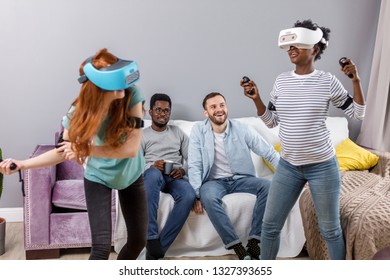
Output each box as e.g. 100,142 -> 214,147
144,167 -> 195,252
199,176 -> 270,248
261,157 -> 346,260
84,176 -> 147,260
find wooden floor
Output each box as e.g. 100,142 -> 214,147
0,222 -> 309,260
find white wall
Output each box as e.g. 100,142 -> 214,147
0,0 -> 381,207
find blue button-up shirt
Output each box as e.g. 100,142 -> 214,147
188,118 -> 279,197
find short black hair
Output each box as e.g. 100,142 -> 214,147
202,92 -> 226,109
150,93 -> 171,109
294,19 -> 331,61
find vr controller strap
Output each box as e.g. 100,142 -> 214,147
19,170 -> 25,197
267,102 -> 276,111
337,95 -> 353,110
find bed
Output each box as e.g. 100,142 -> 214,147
299,149 -> 390,259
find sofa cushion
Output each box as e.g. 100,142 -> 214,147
52,180 -> 87,210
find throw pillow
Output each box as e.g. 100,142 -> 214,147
335,138 -> 379,171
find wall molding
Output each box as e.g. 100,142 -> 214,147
0,208 -> 23,222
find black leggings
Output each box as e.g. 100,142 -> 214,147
84,175 -> 147,260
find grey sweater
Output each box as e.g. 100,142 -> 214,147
141,125 -> 189,172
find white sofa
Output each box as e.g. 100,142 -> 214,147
114,116 -> 349,259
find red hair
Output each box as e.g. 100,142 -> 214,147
68,49 -> 138,164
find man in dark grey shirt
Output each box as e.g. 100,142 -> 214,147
141,93 -> 196,260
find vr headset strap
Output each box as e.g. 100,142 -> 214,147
127,117 -> 144,129
338,95 -> 353,110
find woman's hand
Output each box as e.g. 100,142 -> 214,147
240,79 -> 267,116
152,159 -> 165,172
340,58 -> 360,82
0,158 -> 23,175
340,58 -> 365,106
240,79 -> 260,100
56,142 -> 76,161
170,168 -> 185,179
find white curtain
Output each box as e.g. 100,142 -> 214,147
357,0 -> 390,152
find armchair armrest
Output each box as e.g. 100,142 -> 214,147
24,144 -> 57,248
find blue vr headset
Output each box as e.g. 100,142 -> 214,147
78,56 -> 140,91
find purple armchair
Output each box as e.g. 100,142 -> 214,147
23,144 -> 116,259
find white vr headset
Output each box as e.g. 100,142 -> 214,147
278,27 -> 325,50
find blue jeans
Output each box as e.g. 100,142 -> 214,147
144,168 -> 195,252
261,157 -> 346,260
199,176 -> 270,248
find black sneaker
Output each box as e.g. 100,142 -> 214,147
246,238 -> 260,260
229,243 -> 251,260
145,239 -> 165,260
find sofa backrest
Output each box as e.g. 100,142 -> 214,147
143,116 -> 349,179
57,160 -> 84,181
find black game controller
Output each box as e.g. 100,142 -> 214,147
0,159 -> 17,170
339,57 -> 354,79
10,163 -> 16,170
1,158 -> 25,196
242,76 -> 255,95
55,131 -> 66,148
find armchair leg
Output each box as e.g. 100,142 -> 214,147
26,249 -> 60,260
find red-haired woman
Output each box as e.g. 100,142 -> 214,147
0,49 -> 147,260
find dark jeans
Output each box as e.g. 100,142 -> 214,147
144,167 -> 195,252
84,175 -> 147,260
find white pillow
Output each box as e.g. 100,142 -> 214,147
143,119 -> 152,128
325,117 -> 349,147
235,117 -> 280,145
169,120 -> 199,136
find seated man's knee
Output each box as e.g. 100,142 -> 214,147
144,167 -> 163,178
182,184 -> 196,202
199,191 -> 219,208
144,168 -> 163,193
261,179 -> 271,192
255,179 -> 270,197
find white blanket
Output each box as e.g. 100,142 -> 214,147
114,192 -> 305,258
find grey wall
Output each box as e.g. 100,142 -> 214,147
0,0 -> 381,207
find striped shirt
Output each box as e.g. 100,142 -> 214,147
261,69 -> 365,166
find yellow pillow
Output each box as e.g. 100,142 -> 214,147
263,143 -> 281,172
335,138 -> 379,171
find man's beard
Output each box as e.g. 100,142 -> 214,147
209,112 -> 227,126
152,119 -> 168,128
